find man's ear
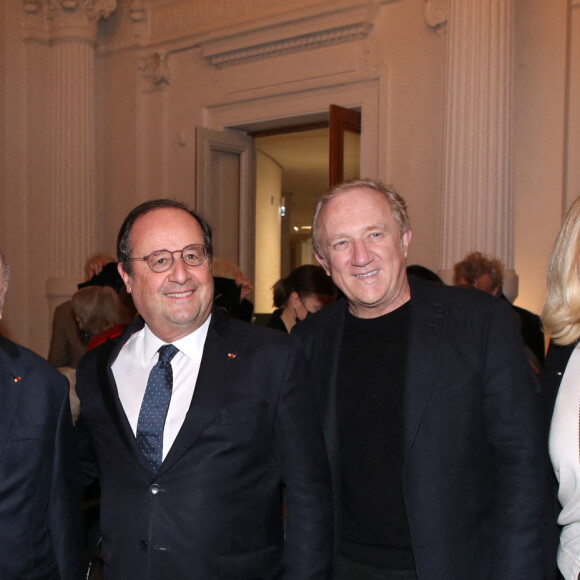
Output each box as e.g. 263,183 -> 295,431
315,253 -> 331,276
118,262 -> 133,294
402,229 -> 413,257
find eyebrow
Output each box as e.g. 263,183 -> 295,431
326,222 -> 390,244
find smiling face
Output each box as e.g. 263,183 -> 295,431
315,187 -> 412,319
118,207 -> 214,342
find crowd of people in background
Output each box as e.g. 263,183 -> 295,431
1,178 -> 580,579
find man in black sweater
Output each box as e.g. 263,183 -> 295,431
293,179 -> 549,580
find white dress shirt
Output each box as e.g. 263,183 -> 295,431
112,315 -> 211,460
550,343 -> 580,580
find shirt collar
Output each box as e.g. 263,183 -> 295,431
141,314 -> 212,365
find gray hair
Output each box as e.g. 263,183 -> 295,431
0,250 -> 10,311
312,178 -> 411,260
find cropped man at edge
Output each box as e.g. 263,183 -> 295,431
0,249 -> 84,579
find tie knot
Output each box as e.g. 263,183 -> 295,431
158,344 -> 179,365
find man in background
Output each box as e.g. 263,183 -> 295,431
453,250 -> 545,372
0,250 -> 84,579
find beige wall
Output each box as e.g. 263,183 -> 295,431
513,0 -> 569,314
0,0 -> 574,355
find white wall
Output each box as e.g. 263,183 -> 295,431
255,151 -> 282,314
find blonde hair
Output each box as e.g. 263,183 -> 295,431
542,196 -> 580,345
71,286 -> 131,336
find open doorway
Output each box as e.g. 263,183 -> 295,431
252,107 -> 361,315
197,104 -> 362,317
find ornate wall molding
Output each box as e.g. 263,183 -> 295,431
424,0 -> 448,31
200,1 -> 379,68
96,0 -> 380,57
139,50 -> 171,88
203,22 -> 373,68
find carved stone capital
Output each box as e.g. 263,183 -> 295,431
46,0 -> 116,21
425,0 -> 448,31
22,0 -> 117,44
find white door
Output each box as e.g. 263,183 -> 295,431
196,127 -> 254,280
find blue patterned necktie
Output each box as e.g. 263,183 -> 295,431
136,344 -> 179,473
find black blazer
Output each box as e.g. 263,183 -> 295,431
76,311 -> 333,580
0,334 -> 84,580
293,277 -> 548,580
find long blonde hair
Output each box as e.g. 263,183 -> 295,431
542,196 -> 580,345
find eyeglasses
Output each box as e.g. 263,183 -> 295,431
129,244 -> 208,273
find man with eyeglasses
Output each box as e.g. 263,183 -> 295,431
75,199 -> 333,580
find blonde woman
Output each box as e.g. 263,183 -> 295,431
542,195 -> 580,580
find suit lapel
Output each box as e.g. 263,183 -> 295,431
0,337 -> 23,455
158,313 -> 239,476
404,279 -> 448,459
318,302 -> 347,477
98,319 -> 155,474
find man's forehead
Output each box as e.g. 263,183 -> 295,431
131,208 -> 202,248
320,192 -> 395,231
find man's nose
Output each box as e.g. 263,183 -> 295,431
168,254 -> 191,282
351,239 -> 372,266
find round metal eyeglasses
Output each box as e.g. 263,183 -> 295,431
129,244 -> 208,273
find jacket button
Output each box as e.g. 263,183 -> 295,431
139,541 -> 148,550
150,484 -> 161,495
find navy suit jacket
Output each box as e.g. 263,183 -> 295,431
76,311 -> 333,580
293,277 -> 548,580
0,334 -> 84,580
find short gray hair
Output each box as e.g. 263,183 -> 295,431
0,250 -> 10,311
312,178 -> 411,260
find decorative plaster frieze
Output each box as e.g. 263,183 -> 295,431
148,0 -> 318,43
139,51 -> 171,88
130,0 -> 147,22
204,22 -> 372,68
97,0 -> 379,56
425,0 -> 448,30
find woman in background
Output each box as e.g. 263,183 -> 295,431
542,195 -> 580,580
71,285 -> 132,351
266,264 -> 337,333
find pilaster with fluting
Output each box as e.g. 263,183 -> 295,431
440,0 -> 513,284
43,0 -> 116,281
